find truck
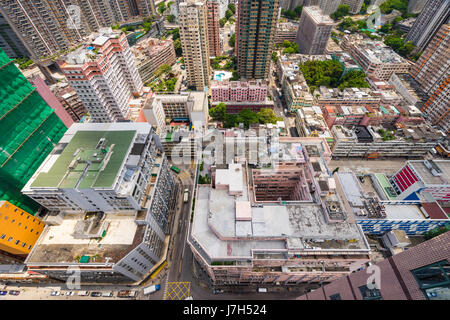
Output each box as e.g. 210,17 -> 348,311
183,188 -> 189,203
143,284 -> 161,295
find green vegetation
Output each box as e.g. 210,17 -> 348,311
330,4 -> 350,20
281,6 -> 303,20
211,56 -> 236,71
209,102 -> 227,121
225,9 -> 233,20
14,57 -> 33,69
167,1 -> 174,8
300,60 -> 369,93
338,70 -> 370,90
168,27 -> 180,40
167,14 -> 175,23
229,33 -> 235,48
338,17 -> 367,33
272,51 -> 278,63
281,40 -> 299,54
228,3 -> 236,14
211,261 -> 236,266
198,174 -> 211,184
219,17 -> 227,27
211,104 -> 282,129
154,64 -> 172,77
148,64 -> 178,92
378,128 -> 396,141
424,223 -> 450,240
230,70 -> 239,81
157,2 -> 166,14
385,35 -> 415,57
379,0 -> 408,15
199,161 -> 204,172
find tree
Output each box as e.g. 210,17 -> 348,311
299,60 -> 344,89
228,3 -> 236,14
169,28 -> 180,41
224,114 -> 241,128
330,4 -> 350,20
155,64 -> 172,77
229,33 -> 235,48
338,70 -> 370,90
398,41 -> 414,56
257,108 -> 281,124
209,102 -> 226,121
225,9 -> 233,20
167,14 -> 175,23
157,2 -> 166,14
282,40 -> 292,48
219,17 -> 227,27
173,39 -> 182,56
294,5 -> 303,17
283,9 -> 297,20
384,35 -> 404,51
272,51 -> 278,63
238,109 -> 259,128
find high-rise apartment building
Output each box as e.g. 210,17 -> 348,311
0,0 -> 87,58
110,0 -> 157,22
235,0 -> 279,80
318,0 -> 341,15
179,0 -> 211,90
405,0 -> 450,51
207,0 -> 222,57
341,0 -> 364,14
0,49 -> 67,214
58,28 -> 143,123
0,12 -> 29,58
410,24 -> 450,133
296,6 -> 334,55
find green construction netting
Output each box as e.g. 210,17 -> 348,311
0,49 -> 68,214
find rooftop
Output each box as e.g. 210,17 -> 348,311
25,123 -> 152,190
409,160 -> 450,185
26,214 -> 144,264
304,6 -> 334,25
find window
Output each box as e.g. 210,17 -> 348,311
412,260 -> 450,300
359,284 -> 382,300
329,293 -> 342,300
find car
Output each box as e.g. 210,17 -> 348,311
50,291 -> 61,296
213,289 -> 224,294
359,176 -> 365,183
90,292 -> 102,297
0,291 -> 7,295
65,291 -> 75,296
102,291 -> 114,297
9,290 -> 20,296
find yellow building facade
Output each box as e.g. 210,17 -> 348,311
0,201 -> 44,255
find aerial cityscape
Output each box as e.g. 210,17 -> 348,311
0,0 -> 449,307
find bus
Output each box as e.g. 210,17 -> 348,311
171,166 -> 181,174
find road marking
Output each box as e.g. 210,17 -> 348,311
164,282 -> 190,300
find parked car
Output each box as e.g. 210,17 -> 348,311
90,292 -> 102,297
65,291 -> 75,296
213,289 -> 224,294
102,291 -> 114,297
50,291 -> 61,296
0,291 -> 8,295
9,290 -> 20,295
77,291 -> 90,296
